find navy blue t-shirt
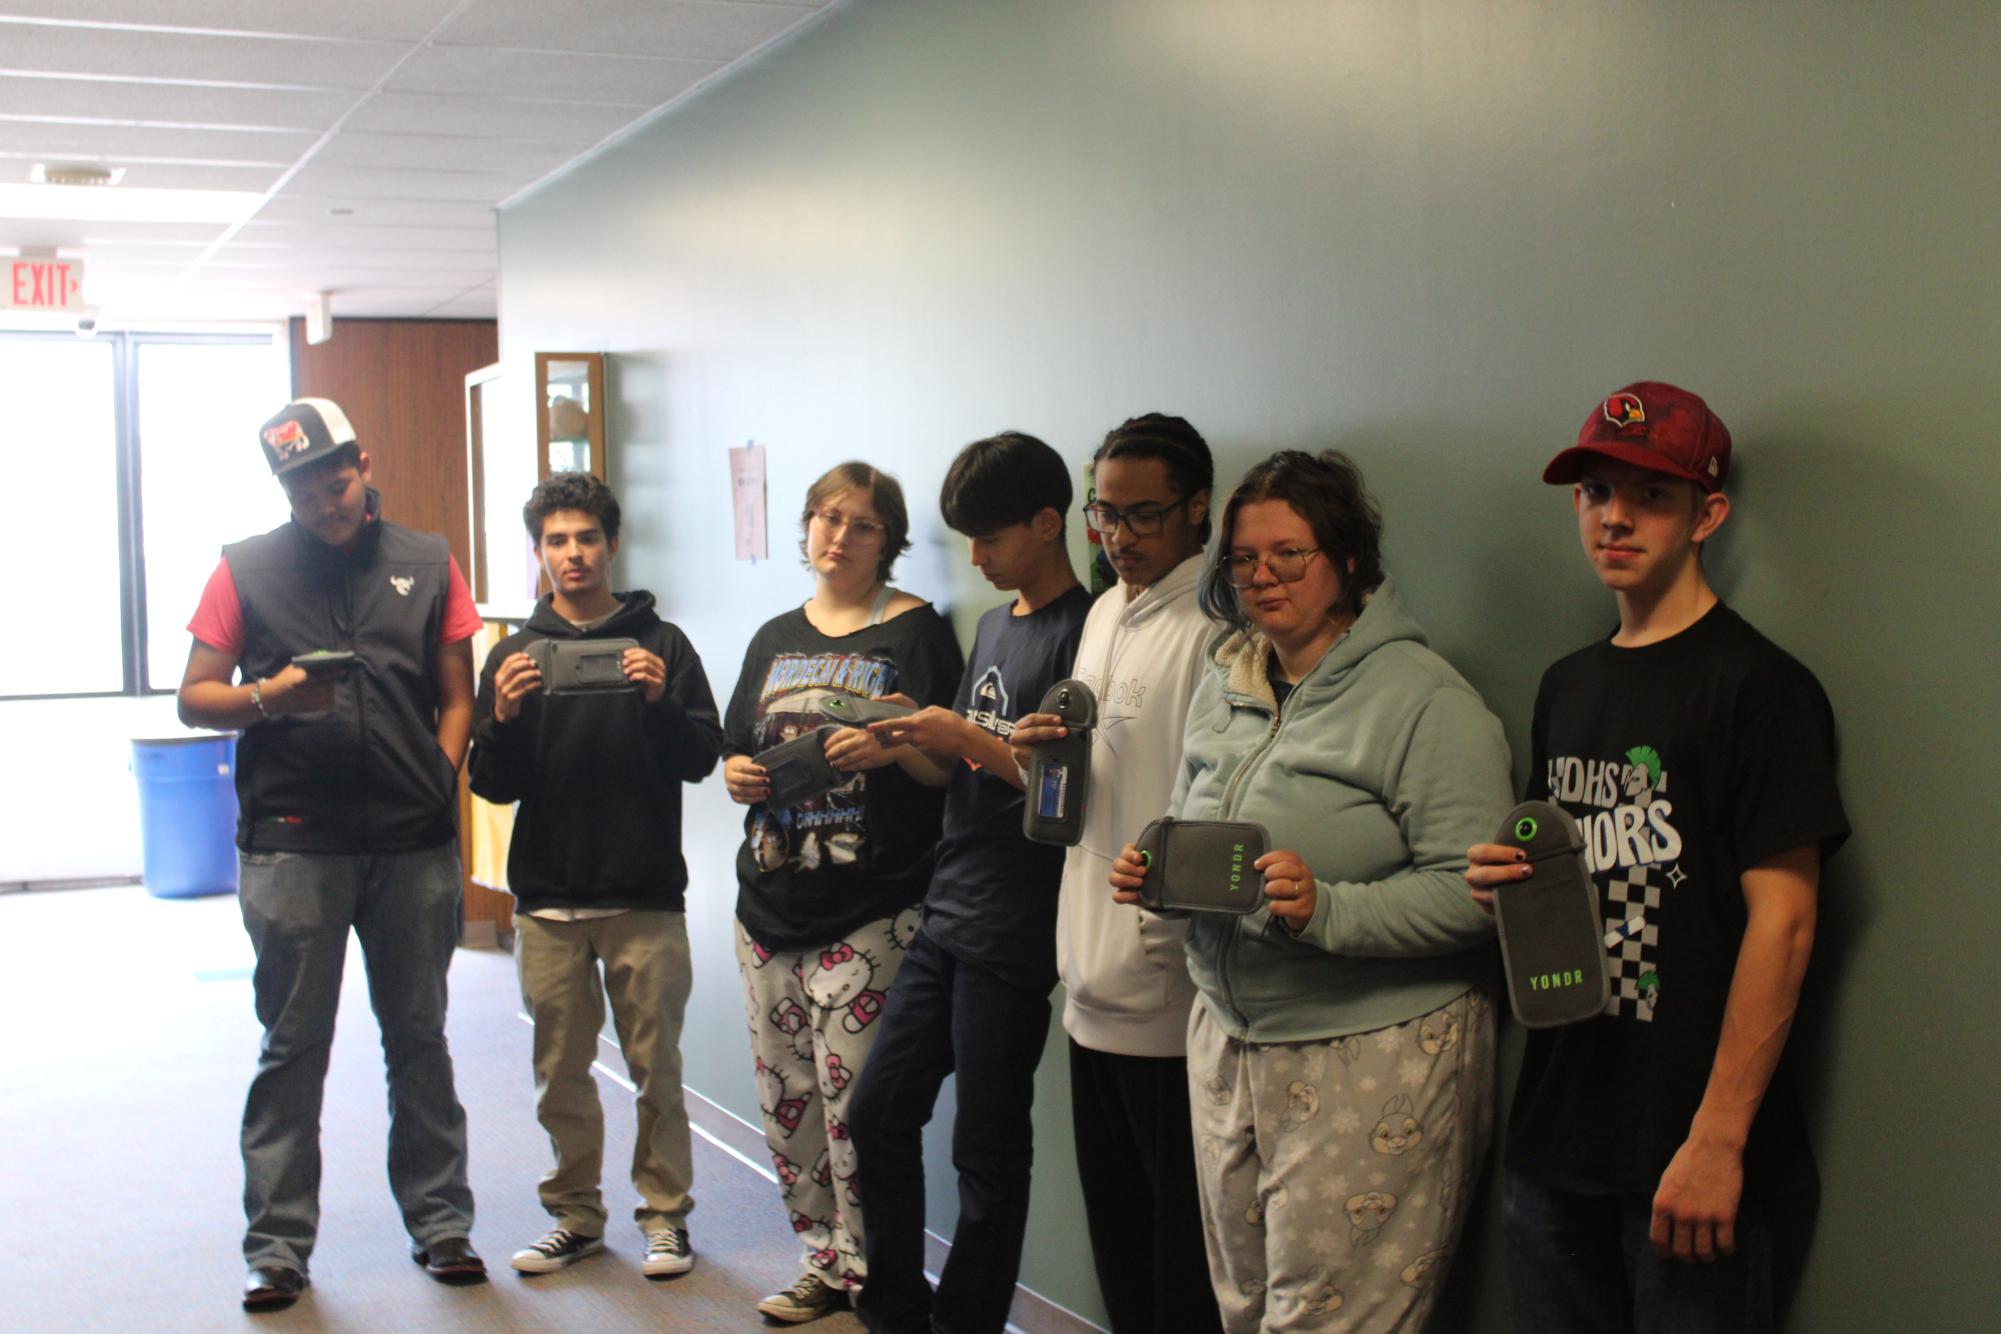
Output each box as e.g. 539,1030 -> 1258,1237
921,585 -> 1092,991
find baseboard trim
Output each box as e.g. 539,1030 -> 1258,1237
683,1085 -> 1105,1334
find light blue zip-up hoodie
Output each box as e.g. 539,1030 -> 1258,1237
1171,578 -> 1512,1043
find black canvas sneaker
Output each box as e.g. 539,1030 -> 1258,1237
510,1228 -> 604,1274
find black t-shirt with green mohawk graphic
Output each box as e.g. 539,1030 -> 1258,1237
1504,603 -> 1849,1197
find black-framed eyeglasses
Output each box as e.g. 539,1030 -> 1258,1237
1082,495 -> 1189,536
1222,547 -> 1322,588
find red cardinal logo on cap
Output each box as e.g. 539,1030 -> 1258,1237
1602,394 -> 1647,428
1602,393 -> 1646,429
262,419 -> 309,458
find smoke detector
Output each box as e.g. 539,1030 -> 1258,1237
30,163 -> 126,187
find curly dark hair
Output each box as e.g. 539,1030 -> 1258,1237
1094,413 -> 1215,544
798,461 -> 914,584
523,471 -> 621,544
1197,449 -> 1384,630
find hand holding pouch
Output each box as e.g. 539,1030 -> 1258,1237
1132,816 -> 1269,914
1492,800 -> 1610,1027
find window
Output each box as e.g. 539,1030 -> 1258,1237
0,329 -> 289,698
0,337 -> 121,695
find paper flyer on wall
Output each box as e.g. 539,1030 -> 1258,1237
730,441 -> 768,560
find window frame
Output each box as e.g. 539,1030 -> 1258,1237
0,327 -> 286,701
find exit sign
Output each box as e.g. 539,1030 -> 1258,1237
3,258 -> 86,313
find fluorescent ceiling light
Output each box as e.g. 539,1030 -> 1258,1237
0,183 -> 263,224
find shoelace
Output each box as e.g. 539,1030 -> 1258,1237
534,1230 -> 580,1256
781,1273 -> 826,1302
648,1230 -> 688,1257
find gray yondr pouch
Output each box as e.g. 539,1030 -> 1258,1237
814,695 -> 917,726
755,725 -> 845,809
525,637 -> 638,695
1492,800 -> 1611,1028
1132,816 -> 1270,914
1023,679 -> 1096,846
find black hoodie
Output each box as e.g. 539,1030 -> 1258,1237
470,592 -> 723,912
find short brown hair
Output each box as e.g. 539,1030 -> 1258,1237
1198,450 -> 1385,630
799,461 -> 913,584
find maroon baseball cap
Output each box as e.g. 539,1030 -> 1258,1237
1542,381 -> 1731,493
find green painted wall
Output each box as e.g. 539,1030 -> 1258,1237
497,2 -> 1999,1326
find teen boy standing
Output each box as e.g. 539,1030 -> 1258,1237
1468,382 -> 1848,1332
179,398 -> 486,1310
846,432 -> 1093,1334
469,472 -> 723,1280
1007,414 -> 1223,1334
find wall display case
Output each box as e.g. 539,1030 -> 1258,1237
536,352 -> 607,482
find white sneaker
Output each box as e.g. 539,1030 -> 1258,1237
643,1226 -> 694,1278
757,1271 -> 847,1323
511,1228 -> 604,1274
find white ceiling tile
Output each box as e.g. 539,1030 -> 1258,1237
62,242 -> 214,263
0,74 -> 353,128
1,23 -> 406,90
321,285 -> 483,314
3,1 -> 474,42
0,120 -> 315,163
252,194 -> 497,228
2,218 -> 229,246
209,243 -> 493,273
385,44 -> 718,104
308,130 -> 577,176
202,263 -> 496,289
434,0 -> 821,62
236,221 -> 495,253
341,91 -> 645,144
425,293 -> 499,318
284,164 -> 534,202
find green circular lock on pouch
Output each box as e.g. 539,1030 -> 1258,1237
1514,816 -> 1539,841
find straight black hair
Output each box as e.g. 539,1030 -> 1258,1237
939,431 -> 1071,537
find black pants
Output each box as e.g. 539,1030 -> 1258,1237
1068,1040 -> 1223,1334
848,929 -> 1053,1334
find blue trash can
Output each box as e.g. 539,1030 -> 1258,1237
132,733 -> 240,899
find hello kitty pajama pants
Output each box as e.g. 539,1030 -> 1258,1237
735,910 -> 915,1293
1185,987 -> 1495,1333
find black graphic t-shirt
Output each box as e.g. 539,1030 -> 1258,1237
725,602 -> 965,950
922,586 -> 1093,992
1504,603 -> 1849,1197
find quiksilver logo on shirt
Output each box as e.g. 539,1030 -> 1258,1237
390,576 -> 414,596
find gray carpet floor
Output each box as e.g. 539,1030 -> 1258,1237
0,885 -> 866,1333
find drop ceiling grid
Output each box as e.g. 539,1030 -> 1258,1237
0,0 -> 831,319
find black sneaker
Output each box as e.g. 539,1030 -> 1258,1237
643,1226 -> 694,1278
510,1228 -> 604,1274
757,1271 -> 847,1323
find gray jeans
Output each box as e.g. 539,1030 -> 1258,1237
237,843 -> 473,1271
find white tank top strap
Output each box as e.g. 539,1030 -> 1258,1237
866,584 -> 897,627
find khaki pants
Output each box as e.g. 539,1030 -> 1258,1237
515,910 -> 694,1236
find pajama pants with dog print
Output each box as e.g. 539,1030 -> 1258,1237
1185,987 -> 1495,1333
735,908 -> 917,1293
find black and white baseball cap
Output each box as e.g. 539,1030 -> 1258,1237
258,398 -> 358,476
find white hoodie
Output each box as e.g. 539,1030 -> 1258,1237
1055,553 -> 1212,1057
